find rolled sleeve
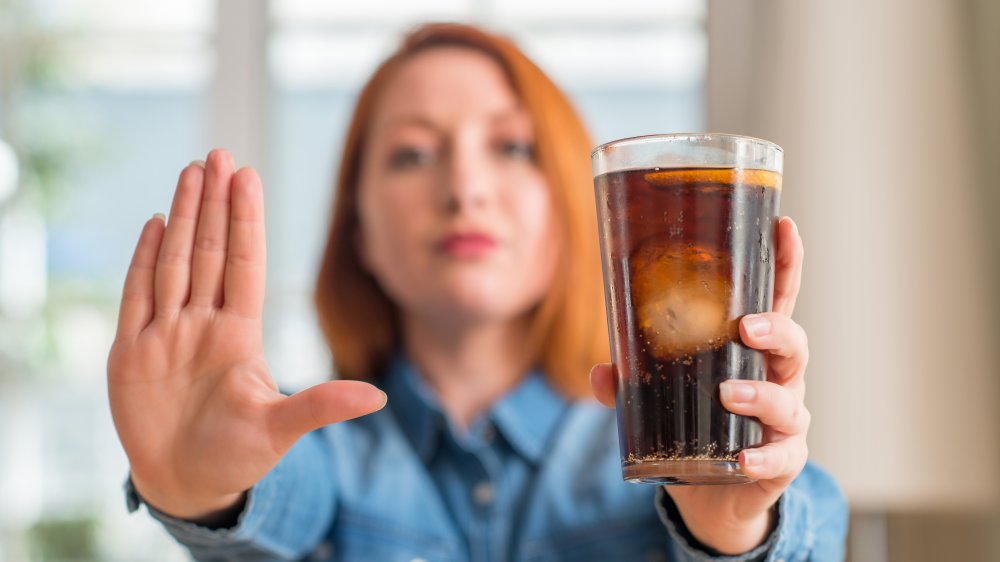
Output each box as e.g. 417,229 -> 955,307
768,462 -> 849,561
657,487 -> 775,562
125,430 -> 336,562
656,462 -> 848,562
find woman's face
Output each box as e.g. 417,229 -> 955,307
356,47 -> 558,327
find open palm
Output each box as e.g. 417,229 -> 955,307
108,150 -> 385,519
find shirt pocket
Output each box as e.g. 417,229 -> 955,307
519,517 -> 670,562
323,509 -> 458,562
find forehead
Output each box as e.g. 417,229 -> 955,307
372,47 -> 523,126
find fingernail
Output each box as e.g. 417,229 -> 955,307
742,449 -> 763,468
152,212 -> 166,222
743,315 -> 771,337
378,390 -> 388,410
190,159 -> 205,167
721,381 -> 756,403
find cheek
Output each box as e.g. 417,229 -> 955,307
512,180 -> 561,289
357,184 -> 428,282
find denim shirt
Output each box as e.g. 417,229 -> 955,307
128,357 -> 848,561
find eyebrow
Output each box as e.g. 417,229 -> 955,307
376,106 -> 530,135
377,115 -> 441,135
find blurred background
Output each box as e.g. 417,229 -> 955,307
0,0 -> 996,560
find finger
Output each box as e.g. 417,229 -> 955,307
190,149 -> 235,308
269,380 -> 388,448
223,167 -> 266,319
740,437 -> 808,483
720,380 -> 811,436
589,363 -> 616,409
116,215 -> 166,340
739,312 -> 809,385
155,162 -> 206,313
772,217 -> 803,317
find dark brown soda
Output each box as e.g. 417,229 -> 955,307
594,167 -> 780,484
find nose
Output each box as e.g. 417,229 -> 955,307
440,140 -> 491,214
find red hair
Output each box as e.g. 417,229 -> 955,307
314,22 -> 608,397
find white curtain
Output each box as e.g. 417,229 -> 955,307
707,0 -> 1000,511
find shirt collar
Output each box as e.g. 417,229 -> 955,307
489,367 -> 569,464
383,355 -> 448,463
382,354 -> 569,465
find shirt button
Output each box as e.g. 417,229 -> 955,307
310,541 -> 333,560
472,481 -> 494,505
481,423 -> 496,443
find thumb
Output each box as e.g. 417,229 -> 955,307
589,363 -> 617,409
269,380 -> 387,447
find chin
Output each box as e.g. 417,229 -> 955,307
386,269 -> 547,326
442,294 -> 521,321
431,284 -> 539,324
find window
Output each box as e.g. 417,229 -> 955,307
1,1 -> 211,559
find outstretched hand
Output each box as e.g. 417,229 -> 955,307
108,149 -> 386,520
590,217 -> 808,554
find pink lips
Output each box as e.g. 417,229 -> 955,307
438,232 -> 498,258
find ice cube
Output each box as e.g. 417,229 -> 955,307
630,239 -> 736,360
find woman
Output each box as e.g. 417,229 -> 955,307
108,23 -> 847,560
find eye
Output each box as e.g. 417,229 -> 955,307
388,147 -> 433,169
498,140 -> 535,161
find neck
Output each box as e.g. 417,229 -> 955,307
403,313 -> 534,429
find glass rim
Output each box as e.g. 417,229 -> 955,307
591,132 -> 784,159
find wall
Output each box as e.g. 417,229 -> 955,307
707,0 -> 1000,513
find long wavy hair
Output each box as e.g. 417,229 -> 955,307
314,22 -> 607,398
